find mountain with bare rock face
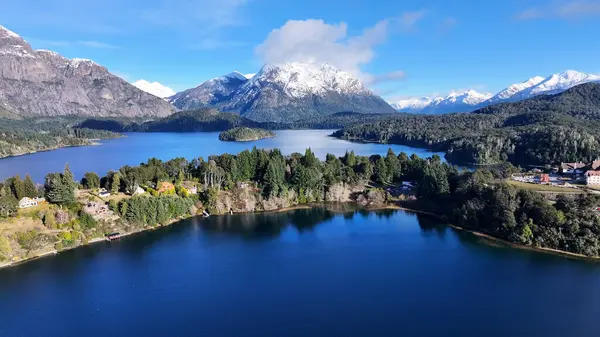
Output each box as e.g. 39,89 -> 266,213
170,63 -> 396,122
0,25 -> 174,118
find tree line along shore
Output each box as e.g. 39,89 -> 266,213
3,147 -> 600,268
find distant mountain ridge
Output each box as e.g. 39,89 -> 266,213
0,25 -> 174,118
170,63 -> 396,122
392,70 -> 600,114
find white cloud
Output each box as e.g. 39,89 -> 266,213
399,10 -> 428,30
256,19 -> 396,83
516,1 -> 600,20
439,17 -> 458,34
132,80 -> 176,98
141,0 -> 250,30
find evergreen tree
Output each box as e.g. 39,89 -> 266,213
301,148 -> 320,168
374,157 -> 391,185
0,185 -> 18,217
63,164 -> 75,190
10,175 -> 25,200
263,157 -> 286,198
81,172 -> 100,189
44,171 -> 75,205
111,172 -> 121,194
23,175 -> 38,198
237,149 -> 255,181
385,149 -> 401,182
343,150 -> 357,167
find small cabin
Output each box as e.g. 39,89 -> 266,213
98,188 -> 111,197
18,197 -> 45,209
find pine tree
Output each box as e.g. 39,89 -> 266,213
375,157 -> 391,185
302,148 -> 319,168
44,172 -> 75,205
0,185 -> 18,217
385,149 -> 401,182
23,175 -> 38,198
82,172 -> 100,189
10,175 -> 26,200
63,164 -> 75,190
264,157 -> 286,198
111,173 -> 121,194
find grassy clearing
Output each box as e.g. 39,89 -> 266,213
507,180 -> 581,193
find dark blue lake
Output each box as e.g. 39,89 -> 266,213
0,130 -> 443,183
1,206 -> 600,337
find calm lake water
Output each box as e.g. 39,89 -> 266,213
0,130 -> 444,183
1,207 -> 600,337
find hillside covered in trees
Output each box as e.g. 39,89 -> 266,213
0,117 -> 119,158
334,82 -> 600,166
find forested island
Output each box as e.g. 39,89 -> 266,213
218,127 -> 276,142
3,146 -> 600,267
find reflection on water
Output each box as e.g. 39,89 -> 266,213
0,130 -> 445,182
3,206 -> 600,337
199,204 -> 403,239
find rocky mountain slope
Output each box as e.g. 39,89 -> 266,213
170,63 -> 396,122
169,72 -> 248,111
0,25 -> 174,118
392,70 -> 600,114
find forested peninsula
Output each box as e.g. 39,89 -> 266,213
0,117 -> 119,159
3,147 -> 600,268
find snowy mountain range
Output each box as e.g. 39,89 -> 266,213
392,70 -> 600,114
170,63 -> 396,122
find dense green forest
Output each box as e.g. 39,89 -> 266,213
77,109 -> 397,132
77,108 -> 259,132
0,117 -> 120,158
334,83 -> 600,166
3,146 -> 600,257
218,127 -> 276,141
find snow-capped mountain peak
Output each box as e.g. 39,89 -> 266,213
0,24 -> 22,40
529,70 -> 600,95
0,24 -> 35,58
245,62 -> 368,98
391,70 -> 600,114
133,80 -> 176,99
221,71 -> 248,82
488,76 -> 545,103
171,62 -> 396,122
391,97 -> 432,112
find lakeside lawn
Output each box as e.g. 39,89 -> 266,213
506,180 -> 582,193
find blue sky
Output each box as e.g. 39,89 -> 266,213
1,0 -> 600,101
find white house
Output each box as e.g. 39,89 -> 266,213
98,188 -> 111,197
18,197 -> 45,209
586,170 -> 600,185
133,186 -> 145,196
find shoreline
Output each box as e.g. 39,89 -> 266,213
392,204 -> 600,262
0,135 -> 122,160
2,201 -> 598,270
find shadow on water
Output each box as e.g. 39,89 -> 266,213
199,203 -> 397,239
